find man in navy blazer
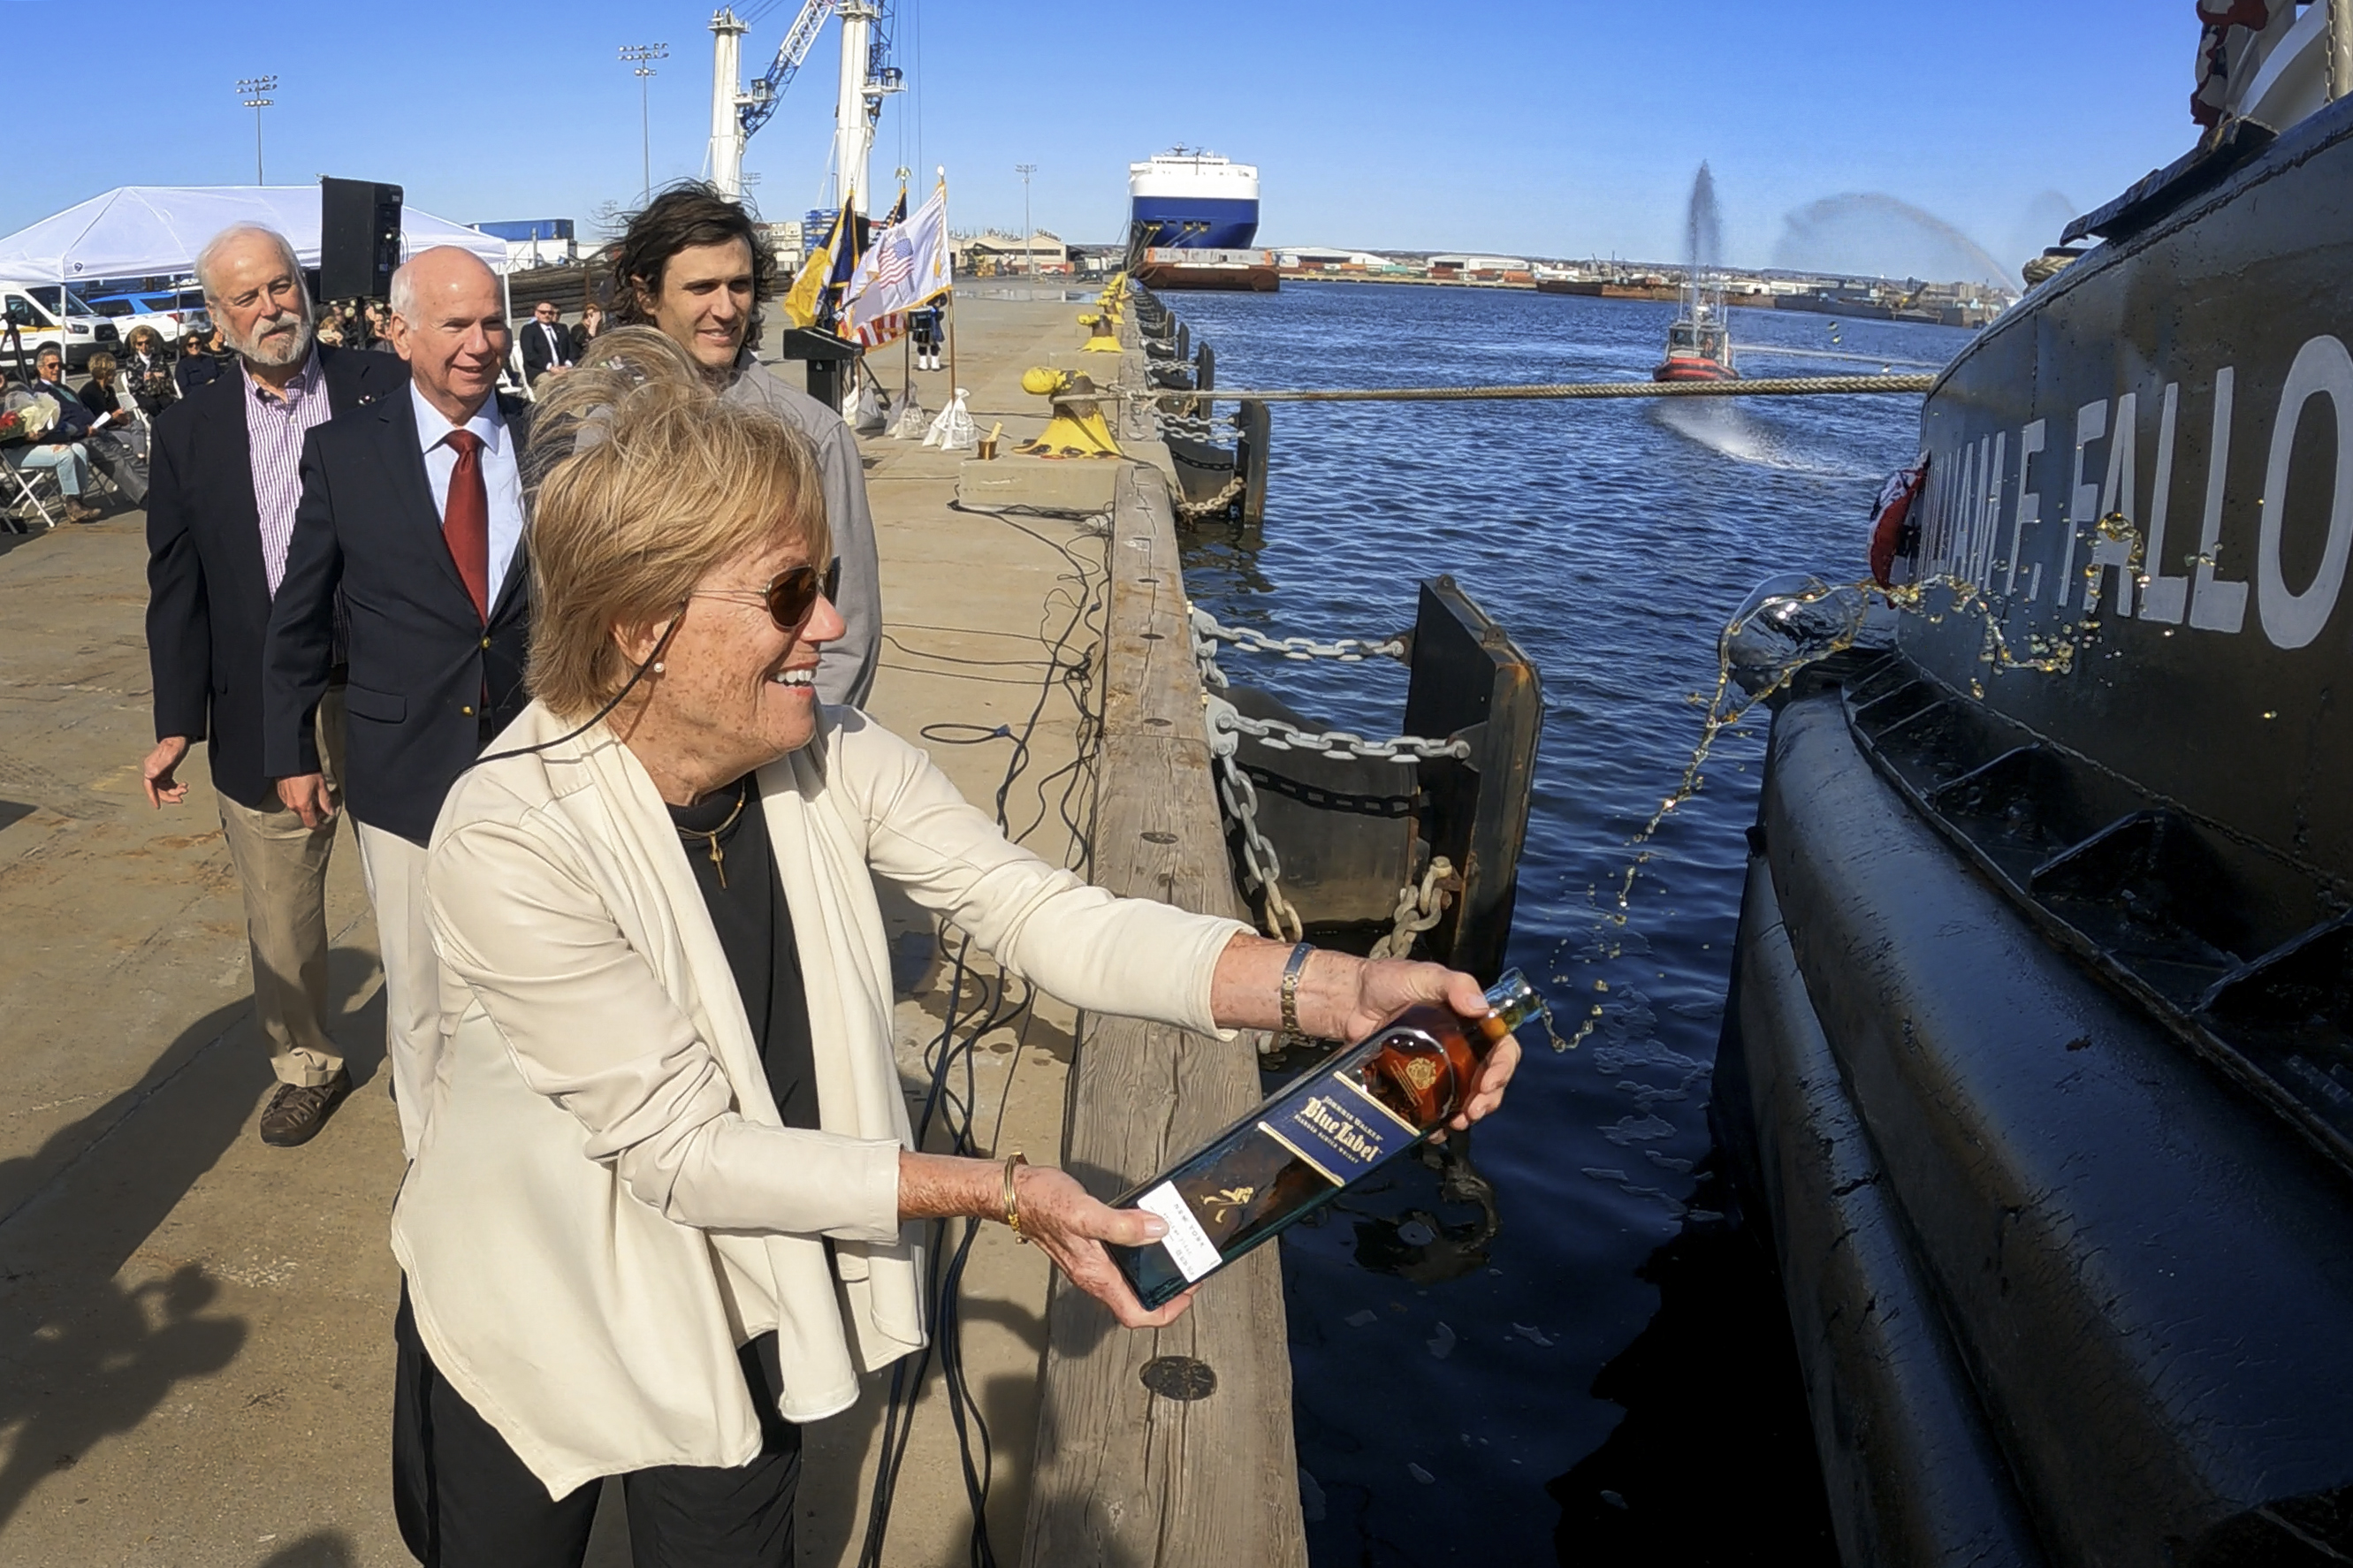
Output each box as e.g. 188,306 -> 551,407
517,299 -> 574,387
142,223 -> 411,1147
263,246 -> 530,1158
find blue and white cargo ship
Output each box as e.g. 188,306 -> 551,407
1127,148 -> 1260,249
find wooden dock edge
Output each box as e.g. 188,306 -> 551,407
1020,463 -> 1310,1568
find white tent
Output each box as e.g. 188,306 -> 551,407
0,186 -> 507,286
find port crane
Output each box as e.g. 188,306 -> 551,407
707,2 -> 903,215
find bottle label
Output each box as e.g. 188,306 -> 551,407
1138,1181 -> 1224,1283
1256,1066 -> 1420,1185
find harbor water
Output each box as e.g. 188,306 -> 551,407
1165,282 -> 1978,1564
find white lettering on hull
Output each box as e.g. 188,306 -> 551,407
2005,419 -> 2045,598
2060,400 -> 2107,605
2087,393 -> 2139,616
2189,367 -> 2248,634
1929,336 -> 2353,650
2140,384 -> 2188,625
2256,334 -> 2353,650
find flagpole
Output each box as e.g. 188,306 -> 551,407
941,167 -> 958,397
898,176 -> 913,392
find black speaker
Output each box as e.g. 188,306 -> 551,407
319,177 -> 404,302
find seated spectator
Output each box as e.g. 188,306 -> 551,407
11,346 -> 100,522
122,326 -> 178,415
568,301 -> 606,360
175,327 -> 228,395
78,352 -> 123,420
75,351 -> 149,498
519,299 -> 575,386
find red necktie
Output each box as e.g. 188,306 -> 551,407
441,429 -> 490,622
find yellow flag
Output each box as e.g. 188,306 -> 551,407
783,206 -> 845,330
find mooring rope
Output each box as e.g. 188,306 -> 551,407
1065,373 -> 1935,407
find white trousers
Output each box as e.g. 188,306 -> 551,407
356,820 -> 439,1160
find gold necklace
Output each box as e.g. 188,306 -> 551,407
676,779 -> 750,888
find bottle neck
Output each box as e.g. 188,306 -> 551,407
1475,969 -> 1547,1044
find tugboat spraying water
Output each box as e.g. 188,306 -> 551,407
1654,163 -> 1738,383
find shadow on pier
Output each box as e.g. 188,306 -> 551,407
0,955 -> 382,1535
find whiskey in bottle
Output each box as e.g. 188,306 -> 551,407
1108,969 -> 1546,1310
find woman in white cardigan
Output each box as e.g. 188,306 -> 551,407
389,330 -> 1521,1567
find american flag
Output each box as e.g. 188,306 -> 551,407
852,311 -> 907,348
841,180 -> 951,340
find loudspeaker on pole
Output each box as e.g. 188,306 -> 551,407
319,177 -> 404,302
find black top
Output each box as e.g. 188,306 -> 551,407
668,776 -> 821,1130
78,379 -> 120,416
174,351 -> 228,395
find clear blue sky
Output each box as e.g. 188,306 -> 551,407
0,0 -> 2189,274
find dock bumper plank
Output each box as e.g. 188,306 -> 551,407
1021,466 -> 1310,1568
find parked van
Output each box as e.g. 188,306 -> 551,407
0,283 -> 120,371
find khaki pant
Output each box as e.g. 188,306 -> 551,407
214,688 -> 347,1089
355,819 -> 437,1161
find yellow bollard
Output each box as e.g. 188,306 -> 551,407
1015,367 -> 1123,458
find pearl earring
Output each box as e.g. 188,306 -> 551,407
651,661 -> 666,674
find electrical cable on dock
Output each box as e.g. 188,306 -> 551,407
1068,372 -> 1936,407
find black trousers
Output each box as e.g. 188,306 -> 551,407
392,1287 -> 802,1568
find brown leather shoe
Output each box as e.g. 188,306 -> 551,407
259,1068 -> 353,1147
63,500 -> 102,524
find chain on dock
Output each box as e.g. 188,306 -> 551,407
1192,609 -> 1406,664
1173,472 -> 1248,521
1190,608 -> 1472,955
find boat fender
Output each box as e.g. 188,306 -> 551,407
1868,457 -> 1929,588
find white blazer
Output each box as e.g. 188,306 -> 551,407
392,700 -> 1247,1496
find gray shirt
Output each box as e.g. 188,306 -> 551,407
722,355 -> 881,709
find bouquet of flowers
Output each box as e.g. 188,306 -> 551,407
0,390 -> 59,447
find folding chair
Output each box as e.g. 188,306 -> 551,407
2,448 -> 63,532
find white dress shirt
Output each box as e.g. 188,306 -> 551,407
410,382 -> 524,609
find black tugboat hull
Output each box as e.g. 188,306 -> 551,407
1724,696 -> 2353,1565
1722,91 -> 2353,1568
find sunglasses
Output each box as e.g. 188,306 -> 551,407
687,557 -> 841,634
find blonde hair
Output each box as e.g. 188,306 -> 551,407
523,326 -> 831,720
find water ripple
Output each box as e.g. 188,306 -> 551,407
1172,282 -> 1970,1564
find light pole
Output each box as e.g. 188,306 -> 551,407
620,42 -> 668,202
236,75 -> 277,184
1016,164 -> 1037,278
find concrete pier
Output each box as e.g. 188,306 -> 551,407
0,290 -> 1301,1565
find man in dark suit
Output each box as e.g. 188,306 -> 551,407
141,222 -> 409,1148
263,246 -> 529,1159
517,299 -> 574,387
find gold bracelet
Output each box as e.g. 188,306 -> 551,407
1279,941 -> 1314,1044
1002,1152 -> 1031,1243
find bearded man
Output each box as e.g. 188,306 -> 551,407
142,223 -> 410,1148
